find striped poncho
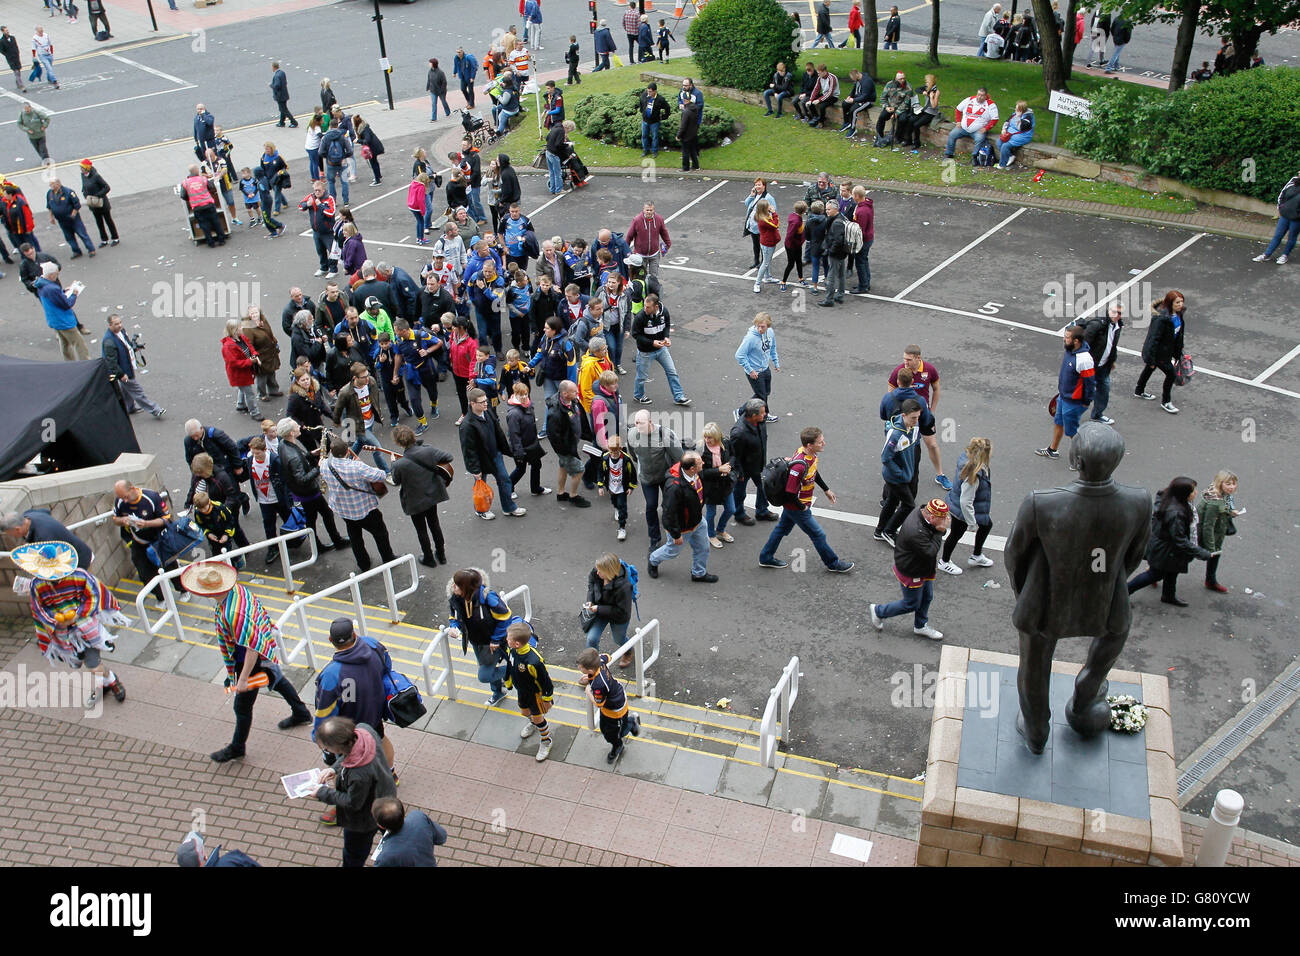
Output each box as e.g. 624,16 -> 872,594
30,570 -> 119,666
214,584 -> 281,681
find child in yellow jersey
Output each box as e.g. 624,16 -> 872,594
577,647 -> 641,763
505,620 -> 554,762
498,348 -> 534,397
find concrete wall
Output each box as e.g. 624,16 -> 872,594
0,454 -> 162,621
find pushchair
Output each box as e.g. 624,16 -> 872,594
459,108 -> 494,149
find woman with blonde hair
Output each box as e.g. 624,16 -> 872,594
699,422 -> 737,548
240,304 -> 282,401
902,73 -> 941,151
583,552 -> 635,661
1197,470 -> 1242,593
937,437 -> 994,574
221,317 -> 262,419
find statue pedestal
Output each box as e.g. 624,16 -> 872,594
918,646 -> 1183,867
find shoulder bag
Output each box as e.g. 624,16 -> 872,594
328,460 -> 388,499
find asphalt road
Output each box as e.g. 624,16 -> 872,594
5,118 -> 1297,841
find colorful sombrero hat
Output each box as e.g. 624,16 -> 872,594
179,561 -> 239,597
9,541 -> 79,580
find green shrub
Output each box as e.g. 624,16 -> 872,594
1067,67 -> 1300,203
572,90 -> 738,150
686,0 -> 797,93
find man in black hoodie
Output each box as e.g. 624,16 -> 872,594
460,387 -> 525,519
495,153 -> 520,235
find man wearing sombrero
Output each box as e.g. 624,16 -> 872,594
180,561 -> 312,763
17,540 -> 127,707
869,498 -> 950,641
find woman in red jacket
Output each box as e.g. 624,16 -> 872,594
447,315 -> 479,425
848,2 -> 864,49
221,317 -> 263,419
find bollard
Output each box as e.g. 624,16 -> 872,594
1194,789 -> 1244,867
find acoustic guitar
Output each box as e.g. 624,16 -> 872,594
361,445 -> 455,485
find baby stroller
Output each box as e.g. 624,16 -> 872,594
563,142 -> 591,188
459,108 -> 494,149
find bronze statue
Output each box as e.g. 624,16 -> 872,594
1005,422 -> 1151,754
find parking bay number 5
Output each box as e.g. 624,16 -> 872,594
978,301 -> 1004,315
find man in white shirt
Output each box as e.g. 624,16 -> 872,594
32,26 -> 58,89
944,88 -> 999,158
977,4 -> 1003,56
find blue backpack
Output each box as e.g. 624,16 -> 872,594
972,141 -> 995,168
621,560 -> 641,620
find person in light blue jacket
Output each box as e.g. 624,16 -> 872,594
734,312 -> 780,423
34,260 -> 87,360
995,101 -> 1034,169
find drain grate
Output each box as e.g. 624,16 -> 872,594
1177,663 -> 1300,799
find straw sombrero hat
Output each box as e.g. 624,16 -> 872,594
179,561 -> 239,597
9,541 -> 79,580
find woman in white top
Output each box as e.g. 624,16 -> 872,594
304,114 -> 324,182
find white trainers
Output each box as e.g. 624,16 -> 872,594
868,604 -> 883,631
1278,255 -> 1289,264
1160,401 -> 1179,414
535,739 -> 552,762
752,282 -> 762,293
617,528 -> 627,540
504,507 -> 527,517
478,510 -> 497,520
520,720 -> 537,739
914,624 -> 944,641
937,560 -> 963,575
967,553 -> 995,568
1253,253 -> 1271,262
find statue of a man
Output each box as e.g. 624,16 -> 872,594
1005,422 -> 1151,754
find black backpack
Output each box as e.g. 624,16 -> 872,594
761,457 -> 795,506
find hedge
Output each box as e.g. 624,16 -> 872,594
1067,66 -> 1300,204
572,90 -> 738,150
686,0 -> 797,93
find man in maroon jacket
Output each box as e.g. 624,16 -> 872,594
624,201 -> 670,278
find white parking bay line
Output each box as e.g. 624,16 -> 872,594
1072,232 -> 1206,322
659,261 -> 1300,400
1255,342 -> 1300,384
0,84 -> 196,123
664,179 -> 729,224
105,53 -> 190,87
894,206 -> 1027,300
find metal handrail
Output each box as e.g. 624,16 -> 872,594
585,618 -> 661,731
277,553 -> 420,671
758,656 -> 800,768
66,508 -> 119,533
420,584 -> 533,701
133,526 -> 318,645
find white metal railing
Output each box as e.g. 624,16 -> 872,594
277,553 -> 420,671
133,526 -> 318,645
585,618 -> 661,731
66,508 -> 119,533
421,584 -> 533,700
758,656 -> 800,768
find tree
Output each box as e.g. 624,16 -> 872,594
928,0 -> 942,66
1108,0 -> 1300,90
1031,0 -> 1070,92
861,0 -> 879,80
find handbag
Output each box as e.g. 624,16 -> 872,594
472,476 -> 494,513
86,195 -> 104,208
578,605 -> 599,630
999,130 -> 1012,143
1174,353 -> 1195,386
383,666 -> 427,728
361,144 -> 374,161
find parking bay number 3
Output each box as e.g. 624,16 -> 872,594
978,301 -> 1004,315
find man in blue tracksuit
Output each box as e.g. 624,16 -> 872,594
453,47 -> 478,108
314,618 -> 396,826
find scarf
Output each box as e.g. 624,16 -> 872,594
342,724 -> 377,769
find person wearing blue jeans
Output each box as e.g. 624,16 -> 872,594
944,89 -> 998,158
868,498 -> 949,640
757,427 -> 854,573
1255,175 -> 1300,263
630,296 -> 691,405
1086,302 -> 1123,423
638,82 -> 669,157
444,570 -> 512,705
648,453 -> 715,582
545,120 -> 567,195
584,554 -> 632,652
461,389 -> 524,518
325,162 -> 349,205
996,103 -> 1035,168
763,65 -> 794,116
854,239 -> 873,293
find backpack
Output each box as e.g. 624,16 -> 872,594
843,219 -> 864,255
872,133 -> 894,148
324,135 -> 345,166
972,141 -> 995,168
620,560 -> 641,620
761,456 -> 796,506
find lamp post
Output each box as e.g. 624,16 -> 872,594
371,0 -> 395,111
